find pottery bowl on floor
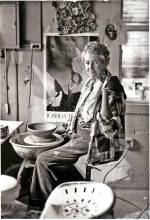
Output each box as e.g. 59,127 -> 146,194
27,122 -> 56,139
0,175 -> 20,204
10,132 -> 64,161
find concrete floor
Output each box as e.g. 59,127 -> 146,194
1,181 -> 149,219
2,162 -> 149,219
113,189 -> 149,219
17,188 -> 149,219
74,155 -> 149,218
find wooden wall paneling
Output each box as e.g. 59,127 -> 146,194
0,2 -> 20,49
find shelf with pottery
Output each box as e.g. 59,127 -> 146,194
0,120 -> 24,145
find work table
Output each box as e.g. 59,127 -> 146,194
0,120 -> 23,145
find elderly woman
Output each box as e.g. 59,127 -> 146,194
30,41 -> 126,208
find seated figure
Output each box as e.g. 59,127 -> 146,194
30,41 -> 126,208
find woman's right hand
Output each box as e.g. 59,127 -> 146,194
71,132 -> 81,139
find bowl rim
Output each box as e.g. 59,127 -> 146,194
27,122 -> 56,132
9,132 -> 64,149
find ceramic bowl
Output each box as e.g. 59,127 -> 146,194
27,122 -> 56,138
10,132 -> 64,161
0,175 -> 20,204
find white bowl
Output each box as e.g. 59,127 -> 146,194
10,132 -> 64,161
0,175 -> 20,204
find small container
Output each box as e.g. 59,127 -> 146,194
0,125 -> 9,139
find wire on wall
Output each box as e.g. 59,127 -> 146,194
14,50 -> 19,121
4,49 -> 10,114
25,47 -> 34,132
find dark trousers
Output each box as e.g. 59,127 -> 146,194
30,127 -> 90,203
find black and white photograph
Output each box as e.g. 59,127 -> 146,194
0,0 -> 149,219
44,35 -> 89,123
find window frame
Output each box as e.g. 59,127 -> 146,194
120,0 -> 149,104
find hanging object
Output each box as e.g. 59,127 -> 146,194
4,49 -> 10,114
98,17 -> 127,46
105,23 -> 118,41
14,50 -> 19,121
53,1 -> 97,35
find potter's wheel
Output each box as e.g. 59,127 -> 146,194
24,133 -> 63,146
10,132 -> 64,160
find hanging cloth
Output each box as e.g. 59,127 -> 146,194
53,1 -> 97,35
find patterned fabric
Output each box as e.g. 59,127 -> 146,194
30,71 -> 127,202
53,1 -> 96,35
69,70 -> 111,133
68,69 -> 126,163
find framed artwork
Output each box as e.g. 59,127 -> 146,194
122,0 -> 149,102
44,34 -> 98,123
121,31 -> 149,102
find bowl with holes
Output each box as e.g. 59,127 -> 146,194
41,181 -> 115,219
10,132 -> 64,161
27,122 -> 57,139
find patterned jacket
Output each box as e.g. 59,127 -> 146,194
69,70 -> 127,163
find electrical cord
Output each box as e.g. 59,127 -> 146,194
86,144 -> 129,182
25,47 -> 34,132
135,202 -> 149,219
103,146 -> 129,183
14,50 -> 19,121
101,146 -> 149,219
87,144 -> 149,219
116,195 -> 149,219
87,165 -> 102,173
116,195 -> 143,211
102,146 -> 149,219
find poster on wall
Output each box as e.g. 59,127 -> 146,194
44,34 -> 98,123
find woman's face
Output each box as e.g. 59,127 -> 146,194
83,52 -> 107,80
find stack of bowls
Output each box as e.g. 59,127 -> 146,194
10,122 -> 64,161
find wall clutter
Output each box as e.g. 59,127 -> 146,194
0,1 -> 149,191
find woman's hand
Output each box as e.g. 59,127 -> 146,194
71,132 -> 81,139
55,127 -> 66,135
62,130 -> 80,140
97,112 -> 117,130
97,112 -> 118,138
